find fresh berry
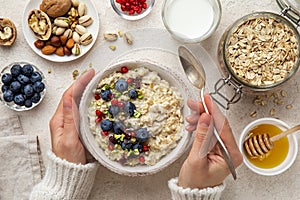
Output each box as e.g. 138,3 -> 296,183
1,73 -> 13,85
120,66 -> 128,73
108,105 -> 120,117
24,99 -> 33,108
115,79 -> 128,92
101,131 -> 109,136
100,89 -> 112,101
3,90 -> 14,102
10,64 -> 22,77
14,94 -> 25,106
23,84 -> 34,97
9,81 -> 22,93
143,145 -> 149,152
124,101 -> 136,117
113,121 -> 125,134
30,71 -> 42,82
31,93 -> 41,103
94,93 -> 100,100
2,85 -> 9,93
100,119 -> 113,131
33,81 -> 45,93
17,74 -> 30,85
128,89 -> 138,99
22,64 -> 34,77
95,110 -> 103,117
135,128 -> 149,142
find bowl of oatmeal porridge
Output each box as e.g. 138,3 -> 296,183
79,59 -> 196,176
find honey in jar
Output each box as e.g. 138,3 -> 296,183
244,123 -> 289,169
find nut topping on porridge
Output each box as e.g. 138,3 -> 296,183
88,66 -> 184,166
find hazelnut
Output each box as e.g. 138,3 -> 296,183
34,40 -> 45,49
60,35 -> 68,46
63,46 -> 71,56
50,36 -> 61,47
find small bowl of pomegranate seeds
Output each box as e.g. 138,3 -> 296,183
110,0 -> 155,20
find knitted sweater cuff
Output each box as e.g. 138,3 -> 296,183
168,178 -> 225,200
30,151 -> 98,200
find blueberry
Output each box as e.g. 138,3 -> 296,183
30,71 -> 42,82
9,81 -> 22,93
10,64 -> 22,77
121,141 -> 132,150
100,119 -> 113,131
14,94 -> 25,106
22,64 -> 34,76
3,90 -> 14,102
23,84 -> 34,97
24,99 -> 32,108
17,74 -> 30,85
2,85 -> 9,93
113,121 -> 125,134
33,81 -> 45,93
128,89 -> 138,99
135,128 -> 149,143
115,79 -> 128,92
108,105 -> 120,117
31,93 -> 41,103
100,89 -> 112,101
124,101 -> 136,117
1,73 -> 13,85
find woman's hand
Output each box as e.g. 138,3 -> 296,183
49,69 -> 95,164
178,95 -> 243,189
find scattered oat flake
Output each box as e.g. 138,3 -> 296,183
281,90 -> 287,97
270,108 -> 275,116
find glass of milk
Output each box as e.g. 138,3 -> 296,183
162,0 -> 222,43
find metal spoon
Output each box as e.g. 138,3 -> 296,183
178,46 -> 237,180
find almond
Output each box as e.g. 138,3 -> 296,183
60,35 -> 68,46
41,45 -> 56,55
55,47 -> 65,56
66,38 -> 75,49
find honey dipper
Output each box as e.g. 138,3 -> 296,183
244,124 -> 300,158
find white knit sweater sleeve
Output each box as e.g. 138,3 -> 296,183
168,178 -> 225,200
30,151 -> 98,200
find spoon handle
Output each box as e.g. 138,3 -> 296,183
270,124 -> 300,142
201,89 -> 237,180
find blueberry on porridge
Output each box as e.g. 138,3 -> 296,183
88,66 -> 184,166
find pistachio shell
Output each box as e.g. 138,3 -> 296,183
72,31 -> 80,43
79,15 -> 93,27
54,18 -> 69,28
80,32 -> 93,46
71,0 -> 79,7
55,27 -> 66,36
63,29 -> 73,39
27,9 -> 52,40
75,25 -> 87,35
104,33 -> 118,41
78,3 -> 87,17
72,43 -> 81,55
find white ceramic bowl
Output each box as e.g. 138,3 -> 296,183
239,117 -> 298,176
79,59 -> 196,176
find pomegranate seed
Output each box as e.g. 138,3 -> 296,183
109,93 -> 113,99
127,78 -> 134,84
111,99 -> 118,105
116,0 -> 121,3
137,8 -> 142,14
101,131 -> 109,136
120,66 -> 128,73
121,5 -> 126,11
140,0 -> 145,3
116,0 -> 147,15
108,144 -> 114,151
129,10 -> 135,15
143,145 -> 149,152
139,156 -> 145,163
142,3 -> 147,9
94,93 -> 100,100
117,102 -> 124,108
95,110 -> 102,117
95,117 -> 102,124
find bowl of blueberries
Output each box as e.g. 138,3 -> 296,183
0,62 -> 46,111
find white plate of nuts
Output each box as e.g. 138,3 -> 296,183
22,0 -> 99,62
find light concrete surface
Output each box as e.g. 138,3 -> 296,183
0,0 -> 299,199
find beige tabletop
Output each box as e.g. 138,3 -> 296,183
1,0 -> 300,199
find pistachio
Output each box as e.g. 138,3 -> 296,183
71,0 -> 80,7
80,32 -> 93,46
124,32 -> 133,45
63,29 -> 73,39
79,15 -> 93,27
104,32 -> 118,41
109,45 -> 116,51
55,27 -> 66,36
72,43 -> 81,56
75,24 -> 87,35
72,31 -> 80,43
78,3 -> 87,17
54,18 -> 69,28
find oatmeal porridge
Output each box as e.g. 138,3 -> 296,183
88,66 -> 184,166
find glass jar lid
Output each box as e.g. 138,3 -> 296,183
276,0 -> 300,25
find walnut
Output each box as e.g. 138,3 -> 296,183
42,0 -> 72,18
